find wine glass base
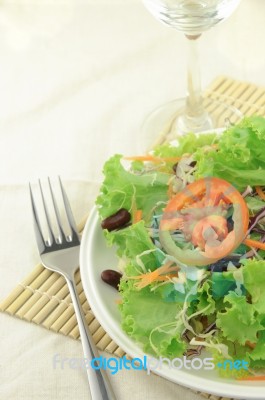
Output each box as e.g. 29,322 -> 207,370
140,97 -> 243,151
177,111 -> 213,135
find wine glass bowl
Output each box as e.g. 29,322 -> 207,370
143,0 -> 241,34
142,0 -> 242,139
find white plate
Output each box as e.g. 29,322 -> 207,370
80,209 -> 265,399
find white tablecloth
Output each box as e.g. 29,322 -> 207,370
0,1 -> 264,399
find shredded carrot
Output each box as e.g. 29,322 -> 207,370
256,186 -> 265,201
245,340 -> 256,350
211,144 -> 219,150
133,209 -> 142,224
115,299 -> 122,305
124,155 -> 181,163
237,375 -> 265,381
129,261 -> 179,289
124,155 -> 158,162
244,238 -> 265,251
167,182 -> 174,199
158,156 -> 182,162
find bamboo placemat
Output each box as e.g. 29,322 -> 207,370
151,75 -> 265,147
1,75 -> 265,400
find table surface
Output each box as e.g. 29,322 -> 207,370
0,1 -> 264,399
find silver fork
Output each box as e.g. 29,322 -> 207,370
29,177 -> 116,400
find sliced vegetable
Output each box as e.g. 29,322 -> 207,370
245,340 -> 256,349
129,261 -> 179,289
256,186 -> 265,201
133,209 -> 143,224
124,155 -> 181,163
244,238 -> 265,251
159,177 -> 249,266
238,375 -> 265,381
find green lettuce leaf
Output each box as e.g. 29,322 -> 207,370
105,221 -> 165,273
211,343 -> 250,379
195,116 -> 265,189
249,359 -> 265,370
96,154 -> 170,221
119,282 -> 186,357
248,331 -> 265,362
196,280 -> 216,316
216,292 -> 263,345
154,279 -> 199,307
153,132 -> 217,158
245,196 -> 265,213
243,259 -> 265,314
211,271 -> 238,300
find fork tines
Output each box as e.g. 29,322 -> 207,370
29,177 -> 80,254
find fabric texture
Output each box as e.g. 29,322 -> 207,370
0,1 -> 265,399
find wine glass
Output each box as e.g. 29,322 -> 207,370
142,0 -> 242,144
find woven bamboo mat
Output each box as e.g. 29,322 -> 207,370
1,75 -> 265,400
151,75 -> 265,147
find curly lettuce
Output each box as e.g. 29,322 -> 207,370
119,281 -> 186,357
195,116 -> 265,189
153,131 -> 218,158
105,221 -> 165,273
96,154 -> 171,222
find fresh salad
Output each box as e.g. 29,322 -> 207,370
96,116 -> 265,380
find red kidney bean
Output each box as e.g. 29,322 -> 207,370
101,208 -> 131,231
101,269 -> 122,290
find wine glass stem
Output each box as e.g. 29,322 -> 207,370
177,34 -> 212,133
186,34 -> 204,118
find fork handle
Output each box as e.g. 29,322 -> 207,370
66,275 -> 117,400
